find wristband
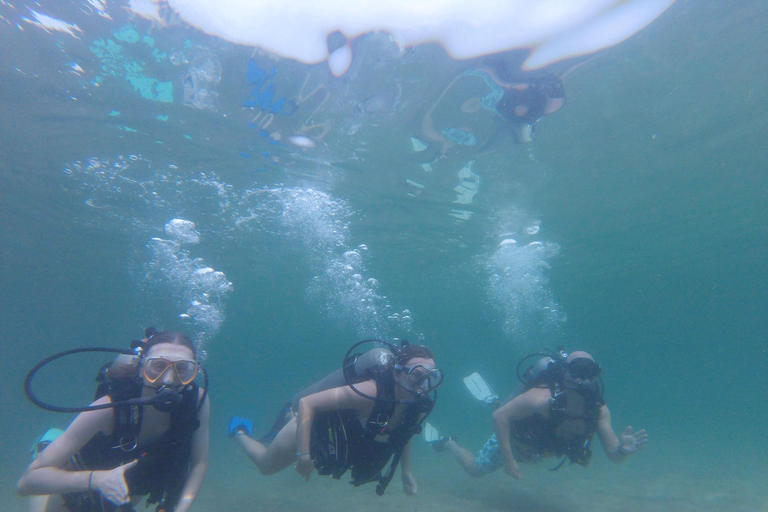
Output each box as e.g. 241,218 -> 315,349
295,452 -> 310,457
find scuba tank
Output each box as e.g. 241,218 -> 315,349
291,346 -> 393,412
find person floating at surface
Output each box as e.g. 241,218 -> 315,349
492,73 -> 566,143
429,350 -> 647,478
419,55 -> 567,158
18,330 -> 210,512
230,341 -> 442,496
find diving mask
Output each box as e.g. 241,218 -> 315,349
398,364 -> 444,392
565,358 -> 601,380
143,357 -> 199,385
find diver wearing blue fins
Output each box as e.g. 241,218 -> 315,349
424,350 -> 647,478
228,340 -> 443,496
18,329 -> 210,512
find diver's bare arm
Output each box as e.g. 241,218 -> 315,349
493,393 -> 538,461
492,389 -> 550,477
17,397 -> 115,496
174,392 -> 210,512
400,440 -> 413,475
597,406 -> 647,462
596,406 -> 623,462
492,403 -> 517,466
400,440 -> 417,495
296,381 -> 377,453
295,381 -> 377,478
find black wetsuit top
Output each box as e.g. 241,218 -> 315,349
63,380 -> 200,512
309,372 -> 429,493
511,386 -> 603,466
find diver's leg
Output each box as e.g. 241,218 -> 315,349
442,439 -> 484,477
28,495 -> 66,512
235,417 -> 298,475
463,434 -> 507,477
28,496 -> 49,512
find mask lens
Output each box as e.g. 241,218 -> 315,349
567,358 -> 601,380
426,369 -> 444,389
144,358 -> 172,382
406,366 -> 444,391
174,360 -> 198,384
143,358 -> 198,384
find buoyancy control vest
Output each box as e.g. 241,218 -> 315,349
309,370 -> 432,495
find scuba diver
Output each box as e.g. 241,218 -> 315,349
426,350 -> 647,478
18,329 -> 210,512
229,340 -> 442,496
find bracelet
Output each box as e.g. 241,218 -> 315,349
88,471 -> 94,492
295,452 -> 310,457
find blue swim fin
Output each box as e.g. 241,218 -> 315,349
228,416 -> 254,437
30,428 -> 64,460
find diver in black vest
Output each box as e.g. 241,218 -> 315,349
231,341 -> 441,496
428,350 -> 646,478
18,330 -> 210,512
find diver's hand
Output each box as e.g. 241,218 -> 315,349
402,473 -> 417,496
91,459 -> 138,505
295,454 -> 314,481
619,426 -> 648,455
503,457 -> 522,479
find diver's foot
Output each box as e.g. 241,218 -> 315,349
228,416 -> 254,437
431,435 -> 458,453
258,402 -> 292,444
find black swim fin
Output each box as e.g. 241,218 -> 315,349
258,402 -> 292,445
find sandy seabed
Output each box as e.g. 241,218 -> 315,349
194,457 -> 766,512
6,442 -> 766,512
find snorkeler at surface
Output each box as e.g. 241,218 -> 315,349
492,73 -> 566,143
418,54 -> 568,157
427,350 -> 646,478
478,56 -> 567,143
230,341 -> 441,496
18,330 -> 210,512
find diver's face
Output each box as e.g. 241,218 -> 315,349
396,357 -> 442,395
563,358 -> 601,399
565,357 -> 600,381
142,343 -> 197,389
564,371 -> 593,387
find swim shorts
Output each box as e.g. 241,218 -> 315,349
474,433 -> 533,474
474,434 -> 505,474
